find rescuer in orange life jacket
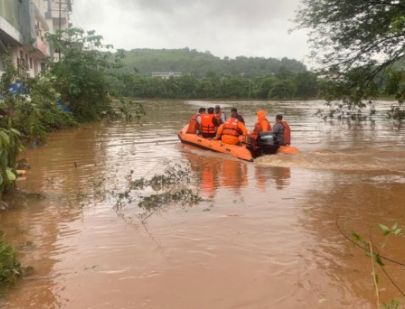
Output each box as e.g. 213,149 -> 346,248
187,107 -> 205,134
247,110 -> 272,153
214,105 -> 226,125
230,107 -> 245,124
200,107 -> 217,138
251,110 -> 271,139
214,109 -> 249,145
272,114 -> 291,146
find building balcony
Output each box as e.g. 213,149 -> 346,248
33,36 -> 50,57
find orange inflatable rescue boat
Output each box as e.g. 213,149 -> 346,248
178,125 -> 299,162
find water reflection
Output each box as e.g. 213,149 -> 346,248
220,159 -> 248,193
182,148 -> 248,197
182,145 -> 293,198
255,166 -> 291,191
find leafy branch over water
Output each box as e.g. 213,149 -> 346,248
296,0 -> 404,121
113,164 -> 202,222
336,218 -> 405,308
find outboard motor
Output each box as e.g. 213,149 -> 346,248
258,132 -> 279,155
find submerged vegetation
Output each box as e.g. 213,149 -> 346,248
0,233 -> 22,285
114,164 -> 202,222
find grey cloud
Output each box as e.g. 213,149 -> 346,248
71,0 -> 309,61
118,0 -> 300,27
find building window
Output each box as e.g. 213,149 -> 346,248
30,58 -> 33,69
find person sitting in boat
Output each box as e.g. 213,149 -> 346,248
214,110 -> 249,145
186,107 -> 205,134
247,110 -> 272,153
231,107 -> 245,124
214,105 -> 226,125
272,114 -> 291,146
200,107 -> 217,138
251,110 -> 271,139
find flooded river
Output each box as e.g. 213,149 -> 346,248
1,100 -> 405,308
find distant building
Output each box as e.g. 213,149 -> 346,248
0,0 -> 72,77
151,72 -> 182,79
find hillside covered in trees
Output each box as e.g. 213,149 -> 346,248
115,48 -> 307,77
108,48 -> 402,101
107,48 -> 319,99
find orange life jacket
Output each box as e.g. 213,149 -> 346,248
282,121 -> 291,145
222,118 -> 242,137
253,119 -> 271,136
187,114 -> 199,134
214,112 -> 224,125
200,114 -> 216,134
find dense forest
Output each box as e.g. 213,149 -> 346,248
108,48 -> 403,101
108,70 -> 319,99
108,48 -> 317,99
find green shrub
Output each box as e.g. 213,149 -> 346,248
47,28 -> 119,122
0,233 -> 21,284
0,128 -> 22,195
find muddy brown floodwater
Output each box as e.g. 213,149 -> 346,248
1,100 -> 405,309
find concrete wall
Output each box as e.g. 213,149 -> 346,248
0,0 -> 23,33
0,0 -> 71,77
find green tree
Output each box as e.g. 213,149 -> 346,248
296,0 -> 405,116
47,28 -> 116,121
254,76 -> 278,99
296,0 -> 405,75
268,79 -> 296,99
293,71 -> 319,99
385,69 -> 405,102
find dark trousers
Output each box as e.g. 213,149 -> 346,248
201,133 -> 216,138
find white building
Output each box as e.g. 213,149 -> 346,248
151,72 -> 183,79
0,0 -> 72,77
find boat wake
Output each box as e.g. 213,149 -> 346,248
255,150 -> 405,172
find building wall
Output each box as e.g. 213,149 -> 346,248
0,0 -> 23,33
0,0 -> 23,76
11,46 -> 43,77
32,0 -> 47,15
0,0 -> 72,77
45,0 -> 71,33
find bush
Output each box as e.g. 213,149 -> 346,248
0,128 -> 22,195
0,54 -> 75,197
0,233 -> 21,284
47,28 -> 119,122
0,55 -> 76,143
9,76 -> 76,141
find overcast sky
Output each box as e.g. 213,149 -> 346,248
71,0 -> 309,62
